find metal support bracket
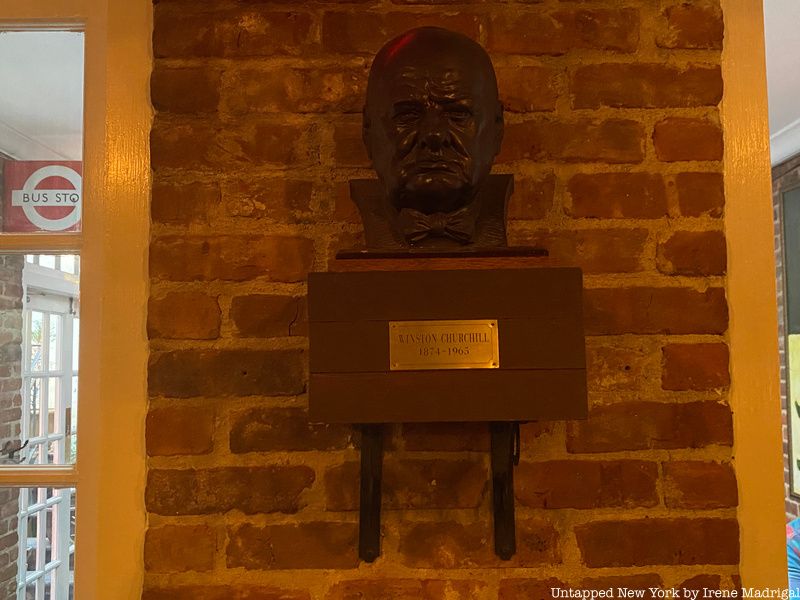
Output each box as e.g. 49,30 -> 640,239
357,421 -> 520,562
491,421 -> 520,560
358,424 -> 383,562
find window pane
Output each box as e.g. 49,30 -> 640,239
0,487 -> 77,600
0,31 -> 84,234
60,256 -> 75,275
48,314 -> 61,371
38,256 -> 55,270
46,378 -> 59,437
29,312 -> 42,372
26,378 -> 41,441
0,254 -> 79,466
69,377 -> 77,463
71,317 -> 79,371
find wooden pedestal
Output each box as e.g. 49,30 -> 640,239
307,253 -> 587,562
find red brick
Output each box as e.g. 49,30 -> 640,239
222,179 -> 312,221
150,120 -> 215,170
580,575 -> 663,592
0,425 -> 16,447
330,230 -> 366,259
401,422 -> 490,451
151,119 -> 314,170
321,12 -> 480,54
584,287 -> 728,335
654,117 -> 723,162
567,401 -> 733,453
232,121 -> 316,166
144,525 -> 216,572
150,235 -> 313,283
586,340 -> 656,392
512,228 -> 648,274
0,337 -> 19,358
389,0 -> 493,3
500,119 -> 644,164
0,530 -> 16,551
148,292 -> 220,339
326,580 -> 486,600
222,67 -> 366,114
231,295 -> 305,338
1,285 -> 21,303
662,343 -> 730,390
151,65 -> 221,113
498,578 -> 566,600
658,230 -> 727,276
0,312 -> 21,332
399,520 -> 559,568
151,181 -> 220,225
733,575 -> 743,596
324,458 -> 487,511
520,421 -> 557,447
144,588 -> 310,600
0,298 -> 21,313
148,349 -> 305,398
154,8 -> 314,58
572,64 -> 722,109
567,173 -> 667,218
663,461 -> 738,508
146,466 -> 314,515
0,394 -> 19,423
658,1 -> 724,50
230,407 -> 354,453
515,460 -> 658,509
0,556 -> 11,577
297,299 -> 312,336
0,406 -> 19,422
333,180 -> 361,223
680,575 -> 722,591
487,9 -> 639,55
147,406 -> 214,456
575,518 -> 739,566
333,118 -> 370,167
675,172 -> 724,217
508,173 -> 555,220
497,66 -> 560,113
227,522 -> 358,569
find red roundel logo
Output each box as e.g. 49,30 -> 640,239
3,161 -> 82,233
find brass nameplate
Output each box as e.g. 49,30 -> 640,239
389,319 -> 500,371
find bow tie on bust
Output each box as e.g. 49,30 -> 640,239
397,206 -> 477,244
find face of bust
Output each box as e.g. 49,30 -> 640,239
364,30 -> 503,215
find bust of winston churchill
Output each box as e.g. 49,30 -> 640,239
351,26 -> 511,251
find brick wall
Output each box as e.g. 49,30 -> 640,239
0,158 -> 24,598
772,153 -> 800,521
147,1 -> 737,597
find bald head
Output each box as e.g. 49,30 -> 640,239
366,27 -> 499,110
362,27 -> 504,214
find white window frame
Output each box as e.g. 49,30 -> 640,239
17,262 -> 79,599
23,263 -> 79,467
0,1 -> 149,598
17,486 -> 74,600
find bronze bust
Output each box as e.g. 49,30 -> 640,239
352,26 -> 511,251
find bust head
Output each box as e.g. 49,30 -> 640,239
362,27 -> 504,215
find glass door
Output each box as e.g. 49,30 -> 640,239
0,24 -> 83,600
